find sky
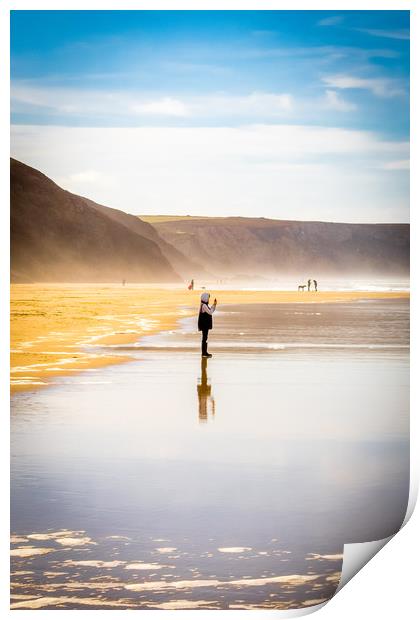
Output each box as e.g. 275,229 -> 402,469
10,10 -> 410,223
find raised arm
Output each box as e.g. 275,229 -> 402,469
201,302 -> 216,315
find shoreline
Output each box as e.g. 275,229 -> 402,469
11,284 -> 409,394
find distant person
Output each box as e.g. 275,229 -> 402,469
197,357 -> 215,423
198,292 -> 217,358
313,279 -> 318,292
307,279 -> 311,291
188,279 -> 194,290
122,279 -> 126,286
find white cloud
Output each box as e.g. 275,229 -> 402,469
317,16 -> 344,27
66,170 -> 104,183
202,92 -> 293,115
356,28 -> 409,40
10,124 -> 409,223
11,84 -> 191,118
324,90 -> 357,111
11,83 -> 293,120
57,169 -> 117,189
322,74 -> 405,98
382,160 -> 410,170
131,97 -> 189,117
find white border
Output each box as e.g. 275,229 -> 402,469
2,1 -> 417,618
0,1 -> 416,9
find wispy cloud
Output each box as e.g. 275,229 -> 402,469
232,44 -> 382,61
322,74 -> 406,97
12,82 -> 361,125
317,16 -> 344,27
356,28 -> 409,40
324,90 -> 357,112
11,83 -> 294,121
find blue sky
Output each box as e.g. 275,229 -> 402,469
10,10 -> 410,222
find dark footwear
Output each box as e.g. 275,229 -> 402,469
202,353 -> 212,358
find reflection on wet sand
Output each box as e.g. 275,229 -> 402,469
197,357 -> 215,423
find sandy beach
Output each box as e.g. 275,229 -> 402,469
11,284 -> 409,393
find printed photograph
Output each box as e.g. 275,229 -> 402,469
10,10 -> 409,610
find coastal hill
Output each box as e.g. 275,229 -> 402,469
81,199 -> 206,280
10,158 -> 409,283
11,159 -> 184,283
141,215 -> 410,279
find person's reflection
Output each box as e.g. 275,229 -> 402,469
197,357 -> 215,423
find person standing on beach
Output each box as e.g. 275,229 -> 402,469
313,279 -> 318,291
307,279 -> 311,291
198,292 -> 217,358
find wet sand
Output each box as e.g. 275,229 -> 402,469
11,298 -> 409,609
11,283 -> 409,391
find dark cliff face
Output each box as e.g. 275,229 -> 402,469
147,216 -> 409,278
10,159 -> 181,283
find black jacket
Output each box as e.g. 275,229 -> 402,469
198,303 -> 213,331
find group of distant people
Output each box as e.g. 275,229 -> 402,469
298,278 -> 318,292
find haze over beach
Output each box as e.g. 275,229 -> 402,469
11,158 -> 409,285
10,10 -> 409,611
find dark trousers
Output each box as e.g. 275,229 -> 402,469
201,328 -> 209,355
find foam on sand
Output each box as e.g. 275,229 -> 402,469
10,596 -> 139,610
125,562 -> 169,570
62,560 -> 125,568
306,553 -> 344,561
218,547 -> 252,553
125,573 -> 319,592
11,547 -> 56,558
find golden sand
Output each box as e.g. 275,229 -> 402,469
11,283 -> 409,393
